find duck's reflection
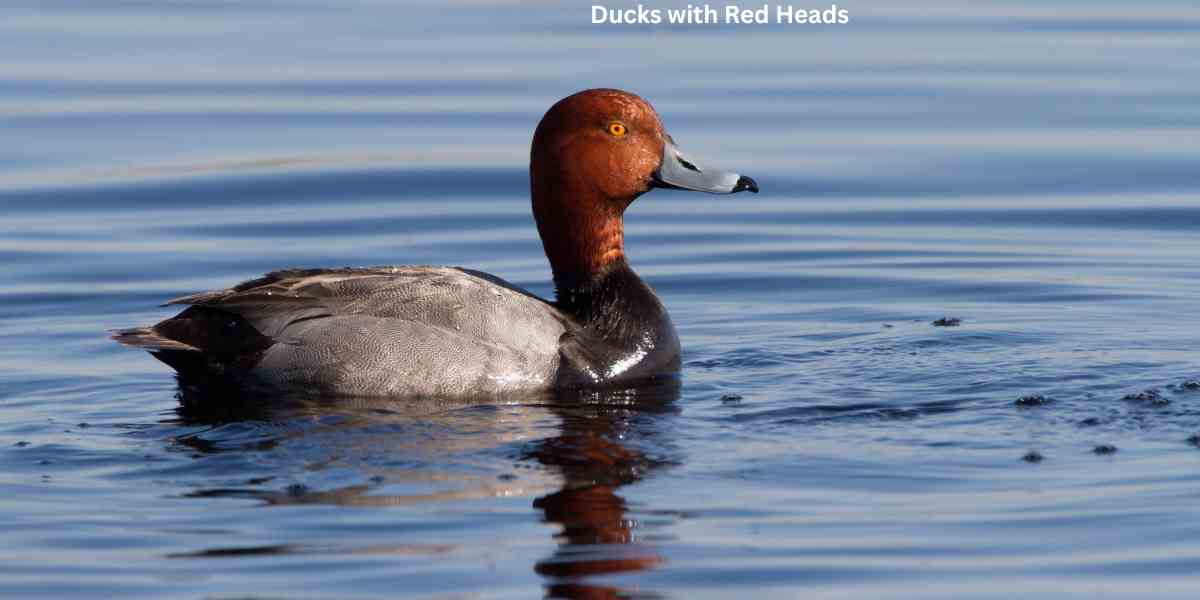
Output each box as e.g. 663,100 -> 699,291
170,377 -> 681,599
530,383 -> 678,598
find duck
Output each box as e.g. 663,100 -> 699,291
113,88 -> 758,397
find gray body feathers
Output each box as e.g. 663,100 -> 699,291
115,267 -> 568,397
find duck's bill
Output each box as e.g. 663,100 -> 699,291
651,137 -> 758,194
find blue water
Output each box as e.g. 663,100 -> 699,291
3,1 -> 1200,597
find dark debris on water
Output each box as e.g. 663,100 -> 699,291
932,317 -> 962,327
1015,394 -> 1051,407
1093,444 -> 1118,455
1167,380 -> 1200,392
1022,450 -> 1044,463
1122,388 -> 1169,406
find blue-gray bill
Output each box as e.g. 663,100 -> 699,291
652,137 -> 758,194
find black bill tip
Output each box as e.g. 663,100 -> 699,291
733,175 -> 759,194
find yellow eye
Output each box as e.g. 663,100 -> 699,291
607,122 -> 627,137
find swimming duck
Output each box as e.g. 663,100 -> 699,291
113,88 -> 758,397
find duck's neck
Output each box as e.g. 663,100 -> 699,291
531,176 -> 670,341
536,205 -> 628,293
